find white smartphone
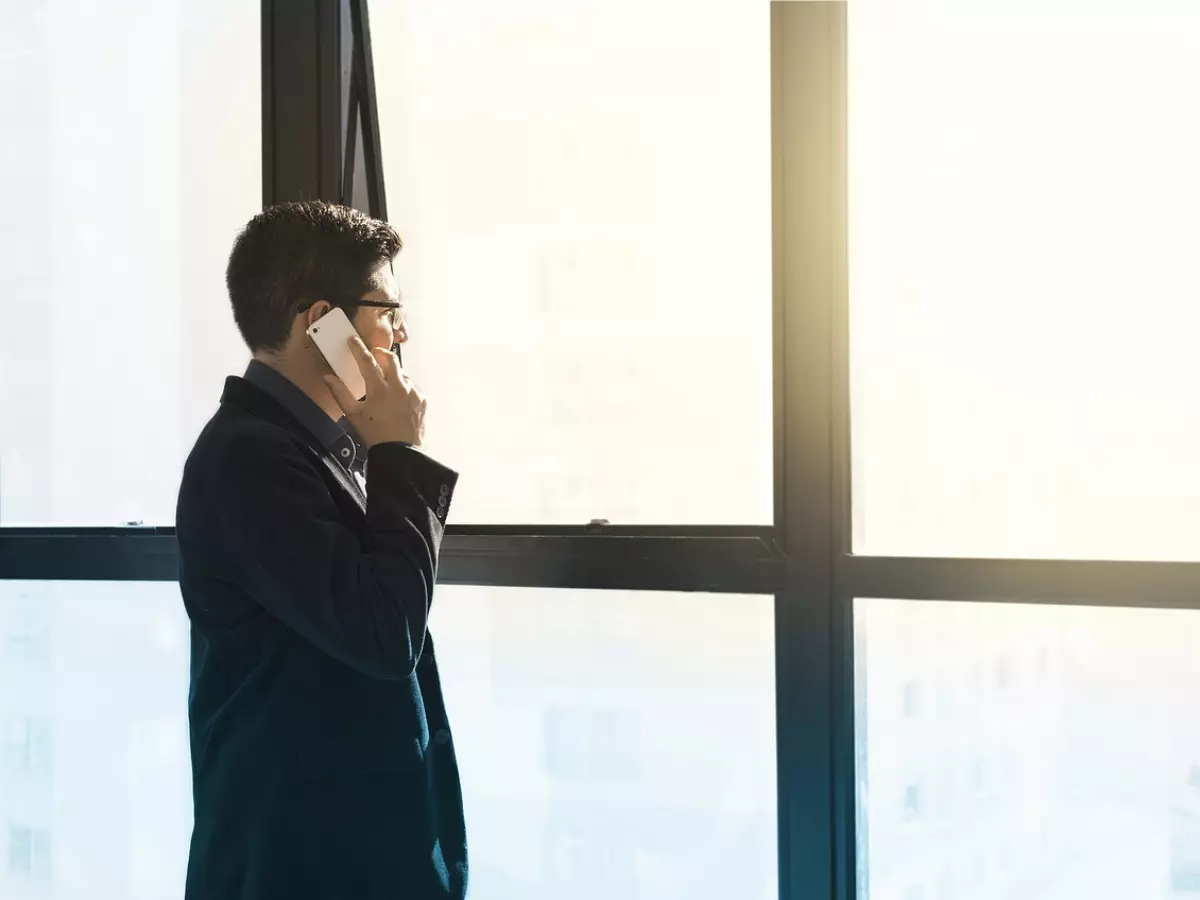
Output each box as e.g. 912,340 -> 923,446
307,307 -> 367,400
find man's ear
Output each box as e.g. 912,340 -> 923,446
303,301 -> 333,328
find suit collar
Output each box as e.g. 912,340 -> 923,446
220,376 -> 367,508
243,360 -> 345,448
242,361 -> 366,471
220,375 -> 326,451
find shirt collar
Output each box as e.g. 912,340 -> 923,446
243,360 -> 364,470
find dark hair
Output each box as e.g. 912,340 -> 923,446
226,201 -> 402,352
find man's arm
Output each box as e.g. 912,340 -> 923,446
208,427 -> 457,680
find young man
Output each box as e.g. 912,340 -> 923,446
176,201 -> 467,899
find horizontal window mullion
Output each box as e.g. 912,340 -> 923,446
839,555 -> 1200,610
0,529 -> 785,593
0,533 -> 179,582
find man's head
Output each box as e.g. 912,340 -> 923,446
227,201 -> 406,361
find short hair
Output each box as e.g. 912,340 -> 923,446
226,201 -> 402,352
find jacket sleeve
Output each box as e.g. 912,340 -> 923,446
207,430 -> 458,680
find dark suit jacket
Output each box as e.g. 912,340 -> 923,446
176,376 -> 467,900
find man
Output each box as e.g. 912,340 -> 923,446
176,201 -> 467,899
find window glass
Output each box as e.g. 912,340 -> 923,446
0,581 -> 191,896
857,597 -> 1200,899
433,585 -> 777,900
0,0 -> 259,525
371,1 -> 774,524
0,580 -> 776,900
850,0 -> 1200,559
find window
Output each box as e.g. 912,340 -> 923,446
543,707 -> 641,781
935,869 -> 953,900
0,582 -> 191,896
934,677 -> 953,721
849,0 -> 1200,560
0,0 -> 260,526
3,717 -> 52,776
995,654 -> 1012,689
902,680 -> 920,718
0,595 -> 50,665
370,0 -> 773,524
971,758 -> 985,793
7,827 -> 51,880
903,785 -> 921,820
857,598 -> 1200,900
430,585 -> 777,900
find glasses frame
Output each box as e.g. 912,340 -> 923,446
299,298 -> 404,333
349,299 -> 404,332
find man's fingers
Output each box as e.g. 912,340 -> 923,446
371,346 -> 421,395
323,374 -> 358,414
348,336 -> 387,389
371,345 -> 405,384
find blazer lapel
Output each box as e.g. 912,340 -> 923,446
220,376 -> 367,513
316,452 -> 367,512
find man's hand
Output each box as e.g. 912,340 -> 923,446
325,337 -> 426,448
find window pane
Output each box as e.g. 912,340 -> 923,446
849,1 -> 1200,559
431,586 -> 777,900
0,581 -> 192,896
371,2 -> 774,524
856,597 -> 1200,899
0,580 -> 775,899
0,1 -> 259,526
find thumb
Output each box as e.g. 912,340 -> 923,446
324,374 -> 358,415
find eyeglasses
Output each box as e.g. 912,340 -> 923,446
301,299 -> 404,333
351,300 -> 405,333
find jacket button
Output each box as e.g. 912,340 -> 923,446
439,484 -> 450,497
434,729 -> 450,745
